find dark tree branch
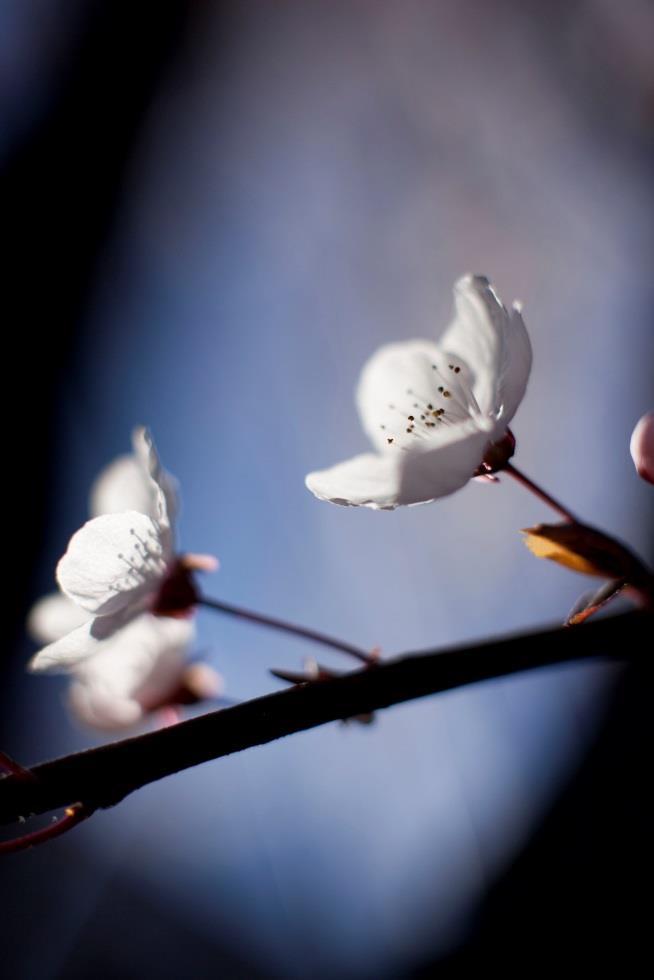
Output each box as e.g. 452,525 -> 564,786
0,611 -> 647,827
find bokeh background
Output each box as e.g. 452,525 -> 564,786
1,2 -> 652,976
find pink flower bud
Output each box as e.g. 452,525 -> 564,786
630,412 -> 654,485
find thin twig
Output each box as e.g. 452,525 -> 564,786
0,803 -> 95,855
0,752 -> 36,781
504,463 -> 577,523
199,594 -> 374,664
0,611 -> 647,828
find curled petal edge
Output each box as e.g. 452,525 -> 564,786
305,421 -> 494,510
28,606 -> 140,674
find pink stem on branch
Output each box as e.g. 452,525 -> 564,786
503,463 -> 578,523
0,803 -> 94,855
198,595 -> 375,665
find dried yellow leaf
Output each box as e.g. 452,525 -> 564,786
521,522 -> 649,581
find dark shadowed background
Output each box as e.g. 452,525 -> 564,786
1,2 -> 652,976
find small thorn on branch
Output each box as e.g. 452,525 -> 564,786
271,659 -> 377,726
270,667 -> 313,685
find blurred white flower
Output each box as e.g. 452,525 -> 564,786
630,411 -> 654,485
305,274 -> 532,509
27,426 -> 180,647
28,427 -> 216,681
67,615 -> 222,731
27,591 -> 91,646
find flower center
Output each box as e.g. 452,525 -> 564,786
379,359 -> 481,449
115,527 -> 168,591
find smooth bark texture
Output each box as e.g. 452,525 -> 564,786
0,611 -> 646,826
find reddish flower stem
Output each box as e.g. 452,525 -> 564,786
198,595 -> 374,665
503,463 -> 577,523
0,803 -> 94,855
0,752 -> 35,781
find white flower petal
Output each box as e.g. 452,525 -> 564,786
27,592 -> 91,645
27,606 -> 136,673
56,511 -> 171,616
357,340 -> 445,451
398,420 -> 496,503
90,455 -> 157,518
74,615 -> 193,694
68,684 -> 144,731
67,615 -> 195,730
440,274 -> 511,416
306,420 -> 493,509
131,426 -> 178,533
306,453 -> 403,509
495,303 -> 532,426
89,429 -> 179,532
306,274 -> 530,512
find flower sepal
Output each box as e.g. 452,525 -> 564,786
151,554 -> 218,618
150,561 -> 199,617
475,429 -> 516,476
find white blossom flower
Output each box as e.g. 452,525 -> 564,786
305,274 -> 532,509
630,411 -> 654,485
66,614 -> 222,731
28,427 -> 216,674
27,427 -> 180,646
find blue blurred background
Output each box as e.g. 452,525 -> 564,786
1,2 -> 652,976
